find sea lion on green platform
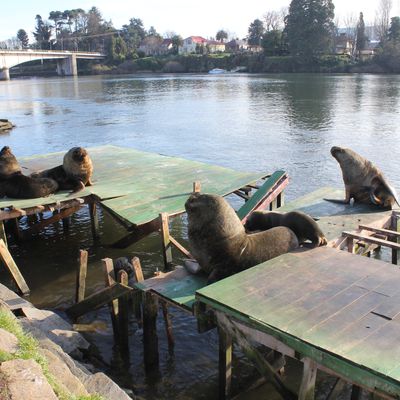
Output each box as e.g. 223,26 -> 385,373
245,210 -> 327,247
185,193 -> 299,283
0,146 -> 58,199
32,147 -> 93,193
327,146 -> 399,209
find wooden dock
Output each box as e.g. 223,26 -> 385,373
0,145 -> 274,247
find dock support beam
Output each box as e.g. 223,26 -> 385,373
298,358 -> 317,400
159,213 -> 173,270
218,327 -> 232,400
89,202 -> 100,240
143,291 -> 159,372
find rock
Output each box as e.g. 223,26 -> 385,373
20,307 -> 90,353
82,372 -> 132,400
0,359 -> 57,400
41,348 -> 89,397
0,284 -> 33,311
0,327 -> 18,354
0,119 -> 15,133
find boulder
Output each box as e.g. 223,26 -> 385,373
0,358 -> 57,400
82,372 -> 133,400
0,119 -> 15,133
0,327 -> 18,354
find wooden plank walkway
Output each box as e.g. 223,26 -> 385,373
0,145 -> 264,226
196,246 -> 400,397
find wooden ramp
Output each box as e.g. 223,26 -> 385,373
196,246 -> 400,398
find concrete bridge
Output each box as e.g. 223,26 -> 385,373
0,50 -> 106,80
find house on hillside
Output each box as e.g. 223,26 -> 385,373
247,44 -> 263,53
226,39 -> 248,52
334,33 -> 353,56
206,40 -> 226,53
179,36 -> 208,54
138,37 -> 173,56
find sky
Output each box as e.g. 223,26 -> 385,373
1,0 -> 400,41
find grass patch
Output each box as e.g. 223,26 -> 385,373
0,310 -> 104,400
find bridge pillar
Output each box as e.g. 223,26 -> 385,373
0,68 -> 10,81
57,55 -> 77,77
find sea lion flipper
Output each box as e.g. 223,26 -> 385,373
69,180 -> 85,194
86,179 -> 93,186
323,198 -> 350,204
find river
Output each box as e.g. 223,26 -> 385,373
0,73 -> 399,399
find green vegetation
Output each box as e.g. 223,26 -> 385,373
0,310 -> 104,400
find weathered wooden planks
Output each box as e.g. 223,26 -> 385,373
196,247 -> 400,397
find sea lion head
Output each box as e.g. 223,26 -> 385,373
65,147 -> 89,163
185,193 -> 244,240
330,146 -> 353,164
0,146 -> 21,178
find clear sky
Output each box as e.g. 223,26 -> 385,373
1,0 -> 400,41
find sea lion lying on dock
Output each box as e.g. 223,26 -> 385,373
327,146 -> 399,208
245,210 -> 327,247
185,193 -> 299,283
0,146 -> 58,199
32,147 -> 93,193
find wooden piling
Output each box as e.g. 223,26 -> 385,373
143,291 -> 159,372
161,300 -> 174,352
298,358 -> 317,400
117,270 -> 130,357
132,257 -> 144,323
89,202 -> 99,240
218,326 -> 232,400
391,213 -> 399,265
159,212 -> 173,270
102,258 -> 119,337
75,250 -> 88,304
0,222 -> 7,247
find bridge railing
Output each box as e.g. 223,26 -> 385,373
0,49 -> 105,55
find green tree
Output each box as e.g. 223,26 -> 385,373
122,18 -> 146,55
147,26 -> 161,38
388,16 -> 400,41
248,19 -> 264,45
17,29 -> 29,48
33,15 -> 53,50
356,12 -> 367,52
171,35 -> 183,54
262,29 -> 287,55
216,30 -> 228,42
108,35 -> 128,63
284,0 -> 335,57
49,10 -> 64,40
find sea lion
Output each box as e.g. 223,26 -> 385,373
245,210 -> 327,247
32,147 -> 93,193
185,193 -> 299,283
327,146 -> 399,208
0,146 -> 58,199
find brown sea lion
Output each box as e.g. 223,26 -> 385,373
327,146 -> 399,208
32,147 -> 93,193
185,193 -> 299,283
245,210 -> 327,247
0,146 -> 58,199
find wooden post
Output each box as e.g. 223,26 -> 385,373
161,300 -> 174,352
0,239 -> 29,295
277,191 -> 285,208
10,218 -> 21,242
298,357 -> 317,400
193,181 -> 201,193
326,378 -> 346,400
102,258 -> 119,337
89,202 -> 99,240
218,326 -> 232,400
132,257 -> 144,324
347,236 -> 354,253
62,216 -> 70,233
159,212 -> 173,270
143,291 -> 159,372
75,250 -> 88,304
391,213 -> 399,265
0,222 -> 7,247
350,386 -> 362,400
117,270 -> 130,358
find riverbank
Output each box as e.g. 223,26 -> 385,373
0,283 -> 137,400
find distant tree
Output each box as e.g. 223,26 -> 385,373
108,35 -> 127,63
356,12 -> 367,53
263,10 -> 284,32
262,29 -> 287,55
147,26 -> 161,38
33,15 -> 53,50
171,34 -> 183,54
17,29 -> 29,48
122,18 -> 146,55
284,0 -> 335,57
49,10 -> 64,40
374,0 -> 392,44
248,19 -> 264,45
216,30 -> 228,42
388,16 -> 400,41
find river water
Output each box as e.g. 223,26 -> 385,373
0,73 -> 399,399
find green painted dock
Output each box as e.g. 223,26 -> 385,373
0,145 -> 265,227
196,246 -> 400,398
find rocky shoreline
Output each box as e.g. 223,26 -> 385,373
0,120 -> 14,133
0,283 -> 136,400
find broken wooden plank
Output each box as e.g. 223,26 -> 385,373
358,225 -> 400,239
66,282 -> 132,319
159,212 -> 173,270
169,235 -> 192,258
342,231 -> 400,251
0,239 -> 29,295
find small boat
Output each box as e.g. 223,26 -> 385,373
208,68 -> 227,74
